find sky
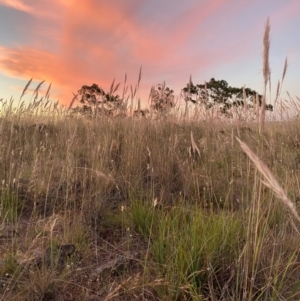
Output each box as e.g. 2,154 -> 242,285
0,0 -> 299,108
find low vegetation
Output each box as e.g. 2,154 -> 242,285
1,91 -> 300,300
1,20 -> 300,301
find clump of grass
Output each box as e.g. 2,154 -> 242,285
0,187 -> 22,222
150,207 -> 243,300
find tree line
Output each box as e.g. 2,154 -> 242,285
71,78 -> 273,118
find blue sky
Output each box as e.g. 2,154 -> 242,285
0,0 -> 299,107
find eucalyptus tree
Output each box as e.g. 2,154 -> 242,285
182,78 -> 273,117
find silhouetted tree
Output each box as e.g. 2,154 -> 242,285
149,83 -> 175,115
182,78 -> 273,117
73,82 -> 125,117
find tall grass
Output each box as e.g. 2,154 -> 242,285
1,20 -> 300,300
1,88 -> 300,300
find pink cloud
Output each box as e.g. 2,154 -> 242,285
0,0 -> 298,106
272,0 -> 300,23
166,0 -> 229,48
0,0 -> 33,13
61,0 -> 165,64
0,1 -> 261,105
0,0 -> 65,20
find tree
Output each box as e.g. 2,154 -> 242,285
149,83 -> 175,115
73,83 -> 125,117
182,78 -> 273,117
79,83 -> 105,106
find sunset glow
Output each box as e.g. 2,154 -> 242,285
0,0 -> 299,106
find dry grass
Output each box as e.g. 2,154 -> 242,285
237,137 -> 300,223
259,17 -> 270,135
1,19 -> 300,300
0,102 -> 300,300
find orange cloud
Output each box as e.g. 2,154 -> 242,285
1,0 -> 297,107
58,0 -> 242,89
0,47 -> 61,81
0,46 -> 118,105
0,0 -> 258,106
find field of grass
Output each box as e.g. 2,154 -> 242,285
1,92 -> 300,301
1,22 -> 300,301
